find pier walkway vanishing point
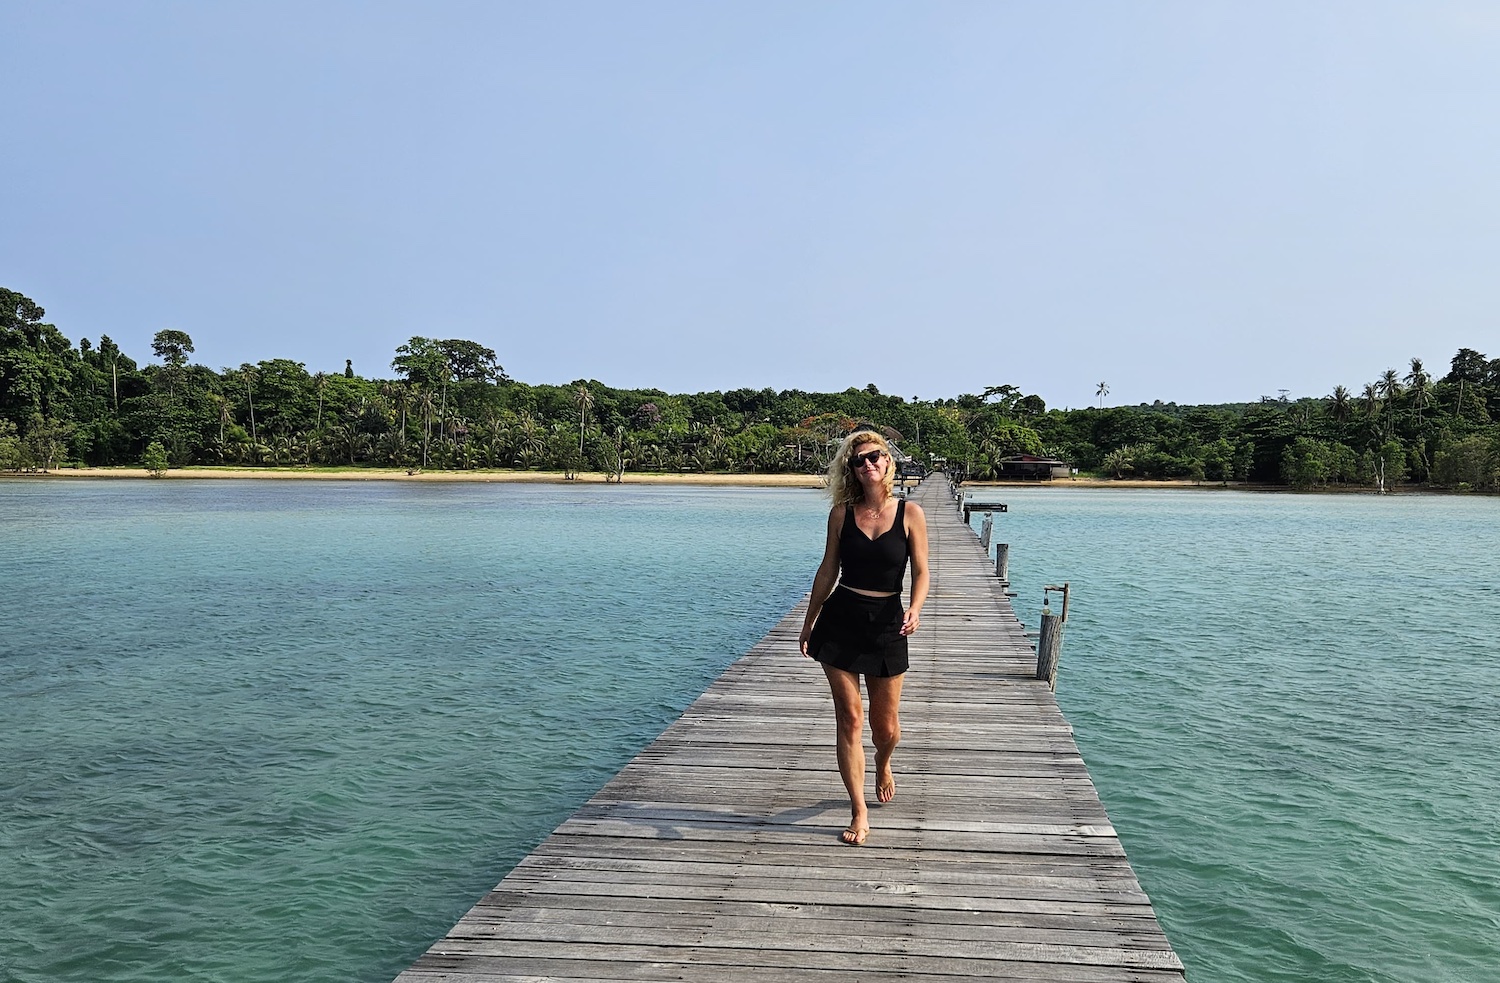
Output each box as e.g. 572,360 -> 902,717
395,475 -> 1187,982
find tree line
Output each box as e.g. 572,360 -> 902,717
3,286 -> 1499,491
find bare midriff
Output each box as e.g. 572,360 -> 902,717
842,583 -> 898,598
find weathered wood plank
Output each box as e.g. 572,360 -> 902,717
393,475 -> 1186,982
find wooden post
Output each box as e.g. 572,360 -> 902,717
1035,582 -> 1070,691
1036,610 -> 1063,691
979,512 -> 993,551
994,543 -> 1009,583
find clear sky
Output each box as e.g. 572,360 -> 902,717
5,1 -> 1499,408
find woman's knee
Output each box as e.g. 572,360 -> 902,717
834,702 -> 863,734
871,718 -> 901,748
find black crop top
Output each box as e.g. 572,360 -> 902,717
839,499 -> 909,592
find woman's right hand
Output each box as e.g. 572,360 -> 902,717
799,624 -> 813,657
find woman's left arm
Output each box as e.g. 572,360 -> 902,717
902,502 -> 929,636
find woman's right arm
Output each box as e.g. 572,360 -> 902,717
799,505 -> 843,656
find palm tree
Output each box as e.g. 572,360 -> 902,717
1101,445 -> 1136,478
1378,368 -> 1402,403
573,383 -> 593,457
1328,385 -> 1352,424
313,371 -> 328,430
238,363 -> 260,462
515,410 -> 545,464
1377,368 -> 1402,438
1096,381 -> 1109,408
1405,358 -> 1432,426
330,423 -> 363,465
214,394 -> 235,460
416,386 -> 437,468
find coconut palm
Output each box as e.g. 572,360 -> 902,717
1405,358 -> 1432,426
573,383 -> 593,457
1096,381 -> 1109,408
416,387 -> 437,468
313,371 -> 328,430
1378,368 -> 1402,403
329,423 -> 363,465
1327,385 -> 1352,424
213,394 -> 235,461
514,410 -> 545,464
238,363 -> 260,461
1377,369 -> 1403,439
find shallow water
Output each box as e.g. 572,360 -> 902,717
2,480 -> 824,983
4,479 -> 1497,982
981,487 -> 1500,983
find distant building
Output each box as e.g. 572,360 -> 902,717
995,454 -> 1071,481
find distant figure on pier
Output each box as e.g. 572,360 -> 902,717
800,430 -> 930,845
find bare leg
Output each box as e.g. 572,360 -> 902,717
822,665 -> 868,844
868,672 -> 905,804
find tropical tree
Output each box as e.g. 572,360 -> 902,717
1328,385 -> 1352,425
1101,444 -> 1138,478
151,329 -> 194,397
573,382 -> 593,458
236,363 -> 260,460
1378,368 -> 1403,429
142,440 -> 169,477
1096,381 -> 1109,408
313,371 -> 328,430
1406,358 -> 1433,427
213,393 -> 235,460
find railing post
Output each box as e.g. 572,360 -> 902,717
979,512 -> 993,551
994,543 -> 1009,583
1035,583 -> 1070,691
1036,611 -> 1063,691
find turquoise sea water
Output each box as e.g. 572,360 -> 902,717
981,487 -> 1500,983
3,479 -> 1498,982
2,480 -> 823,983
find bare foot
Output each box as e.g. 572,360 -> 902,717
841,822 -> 869,846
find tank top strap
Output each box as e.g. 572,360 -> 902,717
895,498 -> 906,531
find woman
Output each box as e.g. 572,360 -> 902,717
799,430 -> 929,845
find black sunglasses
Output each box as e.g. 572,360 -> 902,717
850,449 -> 887,467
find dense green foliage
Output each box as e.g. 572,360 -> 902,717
3,286 -> 1499,490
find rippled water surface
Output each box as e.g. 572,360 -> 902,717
982,487 -> 1500,983
2,480 -> 825,983
5,480 -> 1498,982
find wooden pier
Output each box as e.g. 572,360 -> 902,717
395,476 -> 1187,982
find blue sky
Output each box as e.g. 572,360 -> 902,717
5,1 -> 1498,408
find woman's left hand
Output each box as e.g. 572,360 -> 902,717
900,609 -> 921,636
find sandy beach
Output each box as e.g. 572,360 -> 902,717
9,467 -> 1285,491
17,466 -> 827,487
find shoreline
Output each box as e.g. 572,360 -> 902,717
4,467 -> 1466,494
9,466 -> 825,487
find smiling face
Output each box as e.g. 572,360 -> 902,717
827,429 -> 896,505
851,441 -> 889,485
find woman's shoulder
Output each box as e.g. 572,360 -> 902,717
903,500 -> 927,521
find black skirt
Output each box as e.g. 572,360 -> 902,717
809,585 -> 909,678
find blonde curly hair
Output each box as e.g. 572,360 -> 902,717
826,430 -> 896,506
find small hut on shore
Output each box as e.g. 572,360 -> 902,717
995,454 -> 1071,481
